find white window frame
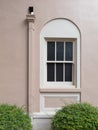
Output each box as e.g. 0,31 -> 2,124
46,39 -> 76,85
40,19 -> 80,89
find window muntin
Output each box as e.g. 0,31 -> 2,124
47,40 -> 73,84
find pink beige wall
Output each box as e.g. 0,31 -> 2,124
0,0 -> 98,112
33,0 -> 98,111
0,0 -> 33,107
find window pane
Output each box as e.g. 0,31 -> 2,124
47,63 -> 54,81
65,42 -> 73,61
65,63 -> 72,81
56,42 -> 64,61
56,63 -> 63,81
47,42 -> 55,61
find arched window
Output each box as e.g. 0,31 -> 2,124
40,19 -> 80,89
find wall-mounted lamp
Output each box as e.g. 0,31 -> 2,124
28,6 -> 34,15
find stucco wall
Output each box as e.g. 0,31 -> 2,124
0,0 -> 98,113
0,0 -> 33,107
33,0 -> 98,112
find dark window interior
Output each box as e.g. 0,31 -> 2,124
65,63 -> 72,81
47,41 -> 73,82
47,42 -> 55,61
65,42 -> 73,61
56,63 -> 63,81
47,63 -> 54,81
56,42 -> 64,61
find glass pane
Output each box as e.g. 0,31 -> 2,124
47,63 -> 54,81
56,42 -> 64,61
65,63 -> 72,81
56,63 -> 63,81
47,42 -> 55,61
65,42 -> 73,61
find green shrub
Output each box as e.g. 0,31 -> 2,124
51,103 -> 98,130
0,104 -> 32,130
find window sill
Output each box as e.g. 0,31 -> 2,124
40,88 -> 81,93
41,82 -> 80,89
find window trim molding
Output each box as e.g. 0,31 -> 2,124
40,18 -> 80,89
40,93 -> 80,112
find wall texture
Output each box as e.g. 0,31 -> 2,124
0,0 -> 98,114
0,0 -> 98,129
0,0 -> 33,107
33,0 -> 98,112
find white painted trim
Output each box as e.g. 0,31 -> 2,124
40,19 -> 80,89
33,112 -> 55,119
43,82 -> 75,88
40,93 -> 80,112
26,15 -> 35,113
77,38 -> 80,88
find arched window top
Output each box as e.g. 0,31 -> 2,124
40,19 -> 80,39
40,18 -> 80,89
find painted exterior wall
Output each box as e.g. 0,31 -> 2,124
0,0 -> 34,107
0,0 -> 98,115
32,0 -> 98,112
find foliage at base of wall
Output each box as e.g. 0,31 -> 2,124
51,103 -> 98,130
0,104 -> 32,130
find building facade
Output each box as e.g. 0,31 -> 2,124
0,0 -> 98,129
